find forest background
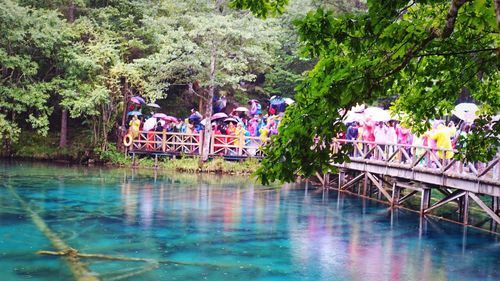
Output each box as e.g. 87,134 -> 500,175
0,0 -> 343,160
1,0 -> 498,181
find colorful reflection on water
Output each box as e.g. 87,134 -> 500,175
0,161 -> 499,281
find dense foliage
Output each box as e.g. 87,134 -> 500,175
256,0 -> 499,184
1,0 -> 304,156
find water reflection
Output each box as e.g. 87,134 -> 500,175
0,161 -> 499,281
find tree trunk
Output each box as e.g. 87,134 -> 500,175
59,1 -> 75,149
59,109 -> 68,148
117,77 -> 128,151
199,45 -> 217,165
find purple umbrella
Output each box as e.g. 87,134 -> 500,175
152,113 -> 168,119
211,112 -> 228,120
131,96 -> 146,104
160,116 -> 178,122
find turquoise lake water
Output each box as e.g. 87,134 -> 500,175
0,161 -> 499,281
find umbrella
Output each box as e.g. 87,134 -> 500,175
493,114 -> 499,122
364,107 -> 391,122
452,103 -> 478,122
224,118 -> 238,124
127,111 -> 142,116
211,112 -> 228,120
351,104 -> 365,113
147,103 -> 161,108
235,107 -> 249,112
200,119 -> 208,126
143,117 -> 157,131
270,96 -> 285,105
284,98 -> 295,105
130,96 -> 145,104
344,111 -> 364,123
160,116 -> 177,122
152,113 -> 168,119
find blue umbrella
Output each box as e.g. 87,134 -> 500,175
127,111 -> 142,116
270,96 -> 285,105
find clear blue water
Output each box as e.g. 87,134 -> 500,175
0,161 -> 499,281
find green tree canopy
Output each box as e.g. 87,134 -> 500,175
255,0 -> 500,184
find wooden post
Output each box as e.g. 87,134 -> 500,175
198,132 -> 203,156
420,188 -> 431,216
162,130 -> 166,152
391,182 -> 400,207
338,168 -> 346,187
492,196 -> 499,231
210,133 -> 215,155
132,153 -> 137,168
238,134 -> 244,156
462,192 -> 470,225
362,173 -> 368,196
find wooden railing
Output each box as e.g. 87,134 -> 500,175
210,134 -> 266,158
332,139 -> 500,183
129,131 -> 265,158
128,131 -> 499,183
131,131 -> 202,156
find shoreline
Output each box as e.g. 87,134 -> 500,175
1,155 -> 260,176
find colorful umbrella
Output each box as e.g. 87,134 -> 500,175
127,111 -> 142,116
160,116 -> 178,122
211,112 -> 228,120
224,118 -> 238,124
364,107 -> 391,122
235,107 -> 249,112
344,111 -> 364,123
143,117 -> 157,131
284,98 -> 295,105
270,96 -> 285,105
452,103 -> 478,122
152,113 -> 168,119
130,96 -> 145,105
147,103 -> 161,108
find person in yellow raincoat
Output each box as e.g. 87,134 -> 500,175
234,123 -> 246,146
259,125 -> 269,144
129,115 -> 141,138
431,124 -> 454,159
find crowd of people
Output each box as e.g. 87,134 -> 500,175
125,96 -> 495,168
341,118 -> 474,165
124,96 -> 292,149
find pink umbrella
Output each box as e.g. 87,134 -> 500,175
160,116 -> 178,122
130,96 -> 145,104
211,112 -> 228,120
152,113 -> 168,119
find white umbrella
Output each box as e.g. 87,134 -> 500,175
235,107 -> 249,112
452,103 -> 478,122
351,104 -> 365,113
143,117 -> 157,131
364,107 -> 391,122
344,111 -> 364,123
147,103 -> 161,109
284,98 -> 295,105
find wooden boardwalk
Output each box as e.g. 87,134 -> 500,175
127,131 -> 500,231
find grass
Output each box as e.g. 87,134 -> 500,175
130,156 -> 261,175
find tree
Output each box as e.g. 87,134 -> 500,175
136,0 -> 280,162
0,1 -> 68,152
247,0 -> 499,184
